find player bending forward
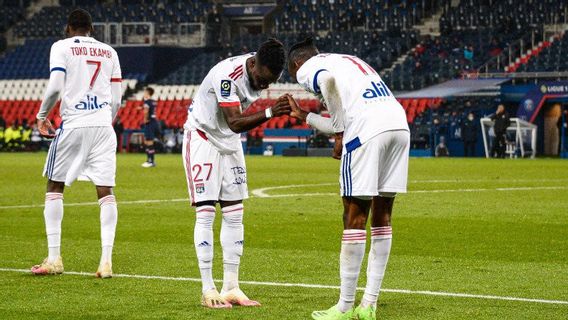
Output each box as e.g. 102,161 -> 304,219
31,9 -> 122,279
287,38 -> 410,320
183,39 -> 290,308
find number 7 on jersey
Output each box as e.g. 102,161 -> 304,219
86,60 -> 101,89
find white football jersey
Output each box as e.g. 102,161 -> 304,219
185,53 -> 262,154
50,36 -> 121,128
296,53 -> 408,152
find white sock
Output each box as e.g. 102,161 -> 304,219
220,203 -> 244,292
337,229 -> 367,313
361,226 -> 392,308
99,195 -> 118,265
44,193 -> 64,263
195,205 -> 216,293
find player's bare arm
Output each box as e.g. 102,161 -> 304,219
220,95 -> 291,133
317,72 -> 345,160
36,67 -> 65,138
287,94 -> 336,134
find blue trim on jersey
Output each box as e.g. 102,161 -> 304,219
50,67 -> 66,73
345,137 -> 362,153
312,69 -> 327,94
342,153 -> 353,196
342,154 -> 347,196
347,153 -> 352,196
47,128 -> 63,179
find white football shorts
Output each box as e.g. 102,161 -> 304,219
182,129 -> 248,205
43,126 -> 117,186
340,130 -> 410,197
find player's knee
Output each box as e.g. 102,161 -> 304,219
222,213 -> 242,225
221,204 -> 243,225
379,192 -> 397,198
345,214 -> 368,230
195,208 -> 215,228
47,180 -> 65,193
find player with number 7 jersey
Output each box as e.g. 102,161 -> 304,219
31,9 -> 122,280
286,38 -> 410,320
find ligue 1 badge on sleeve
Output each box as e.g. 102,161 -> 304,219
221,80 -> 231,97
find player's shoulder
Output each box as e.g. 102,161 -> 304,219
297,53 -> 330,77
88,38 -> 118,55
50,38 -> 70,51
213,53 -> 251,81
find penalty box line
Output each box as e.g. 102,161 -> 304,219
0,268 -> 566,305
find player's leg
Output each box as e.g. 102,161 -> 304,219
218,146 -> 259,306
82,127 -> 119,278
95,186 -> 117,278
357,130 -> 409,319
313,145 -> 376,319
182,130 -> 231,308
32,127 -> 74,275
356,195 -> 393,320
339,195 -> 371,308
312,196 -> 370,320
31,180 -> 65,275
142,121 -> 156,167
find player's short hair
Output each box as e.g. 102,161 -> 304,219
256,38 -> 286,76
145,87 -> 154,96
288,37 -> 319,64
67,9 -> 92,32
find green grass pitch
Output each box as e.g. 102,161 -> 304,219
0,153 -> 567,319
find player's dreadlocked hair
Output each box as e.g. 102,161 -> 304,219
68,9 -> 93,32
288,37 -> 319,64
256,38 -> 286,75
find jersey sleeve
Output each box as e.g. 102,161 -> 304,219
110,49 -> 122,83
211,67 -> 240,108
296,56 -> 329,95
49,41 -> 67,73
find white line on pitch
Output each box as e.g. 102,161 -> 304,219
250,184 -> 568,198
2,185 -> 568,209
0,268 -> 566,305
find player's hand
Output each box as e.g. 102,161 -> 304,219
271,96 -> 291,117
37,118 -> 56,138
332,132 -> 343,160
286,94 -> 308,122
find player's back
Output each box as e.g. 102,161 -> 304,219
51,36 -> 121,128
297,53 -> 408,146
186,53 -> 260,154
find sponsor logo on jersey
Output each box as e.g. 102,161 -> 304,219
195,183 -> 205,194
220,80 -> 231,97
362,80 -> 392,99
74,95 -> 109,110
